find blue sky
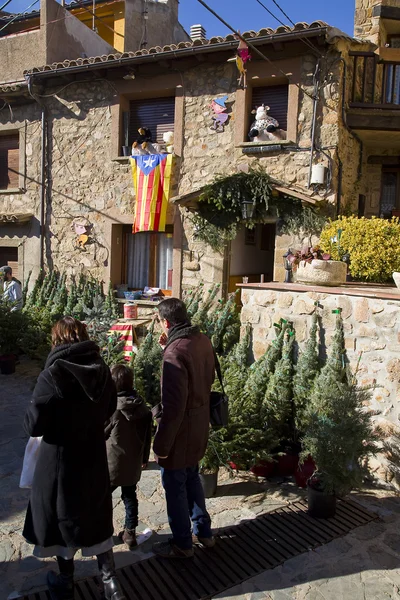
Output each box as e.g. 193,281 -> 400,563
4,0 -> 355,38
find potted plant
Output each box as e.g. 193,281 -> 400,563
300,315 -> 379,517
199,431 -> 224,498
288,245 -> 347,286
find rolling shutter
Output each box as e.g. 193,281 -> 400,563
129,97 -> 175,146
0,134 -> 19,190
252,85 -> 289,131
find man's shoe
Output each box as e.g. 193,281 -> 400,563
97,550 -> 126,600
192,534 -> 216,548
121,528 -> 137,549
153,540 -> 194,559
47,570 -> 75,600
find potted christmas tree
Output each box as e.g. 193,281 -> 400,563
199,430 -> 225,498
301,312 -> 379,517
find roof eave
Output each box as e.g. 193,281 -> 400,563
26,27 -> 331,80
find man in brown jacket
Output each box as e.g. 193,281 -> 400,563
152,298 -> 215,559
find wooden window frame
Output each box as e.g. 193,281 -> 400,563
380,167 -> 400,216
234,57 -> 302,147
0,133 -> 20,191
127,96 -> 176,146
0,126 -> 25,193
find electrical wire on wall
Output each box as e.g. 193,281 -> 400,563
140,0 -> 149,49
0,0 -> 39,33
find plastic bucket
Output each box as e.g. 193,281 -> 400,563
307,485 -> 336,518
124,303 -> 138,319
200,472 -> 218,498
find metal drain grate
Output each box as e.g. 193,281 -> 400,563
22,498 -> 377,600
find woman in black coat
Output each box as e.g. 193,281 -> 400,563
23,317 -> 126,600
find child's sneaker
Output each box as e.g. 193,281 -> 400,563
121,529 -> 137,549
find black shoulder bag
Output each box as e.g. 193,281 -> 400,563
209,352 -> 229,428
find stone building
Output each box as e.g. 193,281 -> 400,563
0,1 -> 398,295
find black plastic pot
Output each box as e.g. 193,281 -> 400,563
0,354 -> 16,375
122,146 -> 131,156
200,471 -> 218,498
307,484 -> 336,518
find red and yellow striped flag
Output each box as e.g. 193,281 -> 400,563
130,154 -> 173,233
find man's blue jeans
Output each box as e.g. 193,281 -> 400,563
160,465 -> 212,550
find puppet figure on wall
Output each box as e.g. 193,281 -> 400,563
210,95 -> 229,132
235,35 -> 251,88
73,221 -> 91,250
248,104 -> 287,142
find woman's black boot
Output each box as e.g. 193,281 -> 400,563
47,557 -> 75,600
97,550 -> 126,600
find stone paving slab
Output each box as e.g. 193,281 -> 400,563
2,358 -> 400,600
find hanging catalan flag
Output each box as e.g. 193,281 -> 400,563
130,154 -> 173,233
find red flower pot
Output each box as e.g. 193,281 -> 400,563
277,453 -> 299,476
250,460 -> 276,478
295,456 -> 316,488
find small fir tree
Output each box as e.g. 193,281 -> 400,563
184,283 -> 204,317
263,327 -> 296,442
242,320 -> 288,417
24,270 -> 44,310
37,271 -> 51,308
22,270 -> 32,306
293,308 -> 320,433
134,322 -> 163,407
51,273 -> 68,320
65,275 -> 78,316
191,284 -> 220,329
302,317 -> 380,495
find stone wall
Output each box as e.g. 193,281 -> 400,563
240,283 -> 400,483
354,0 -> 400,45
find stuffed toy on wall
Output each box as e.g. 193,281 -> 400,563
248,105 -> 286,142
163,131 -> 174,154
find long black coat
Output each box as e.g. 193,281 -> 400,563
23,341 -> 117,549
105,391 -> 152,487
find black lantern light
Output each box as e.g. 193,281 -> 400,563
241,199 -> 256,221
282,250 -> 293,284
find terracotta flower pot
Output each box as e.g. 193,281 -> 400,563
250,460 -> 276,478
295,456 -> 316,488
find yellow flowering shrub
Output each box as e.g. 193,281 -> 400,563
320,216 -> 400,283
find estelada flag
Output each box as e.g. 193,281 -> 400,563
130,154 -> 173,233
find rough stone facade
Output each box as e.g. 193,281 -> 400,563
354,0 -> 399,45
240,284 -> 400,482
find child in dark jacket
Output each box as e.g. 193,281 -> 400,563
106,364 -> 152,549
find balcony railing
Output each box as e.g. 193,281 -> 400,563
349,51 -> 400,109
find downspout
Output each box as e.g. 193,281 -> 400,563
27,75 -> 46,271
307,59 -> 321,189
39,106 -> 46,271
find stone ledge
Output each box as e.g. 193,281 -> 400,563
237,281 -> 400,302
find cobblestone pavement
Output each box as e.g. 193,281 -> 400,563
2,358 -> 400,599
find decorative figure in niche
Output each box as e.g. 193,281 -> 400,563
131,127 -> 159,155
235,35 -> 251,88
73,220 -> 92,251
248,104 -> 287,142
210,95 -> 229,132
163,131 -> 174,154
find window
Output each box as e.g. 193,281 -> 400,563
0,134 -> 19,190
127,97 -> 175,146
252,85 -> 289,132
380,168 -> 400,217
124,228 -> 173,290
0,246 -> 18,278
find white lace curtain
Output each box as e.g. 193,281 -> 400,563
126,232 -> 173,289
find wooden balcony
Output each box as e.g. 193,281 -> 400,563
346,51 -> 400,144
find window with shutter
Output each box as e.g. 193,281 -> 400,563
0,134 -> 19,190
251,85 -> 289,131
0,247 -> 18,279
128,97 -> 175,146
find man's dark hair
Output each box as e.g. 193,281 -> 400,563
111,364 -> 134,393
158,298 -> 189,326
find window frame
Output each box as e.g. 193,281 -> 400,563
380,167 -> 400,217
0,131 -> 22,192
